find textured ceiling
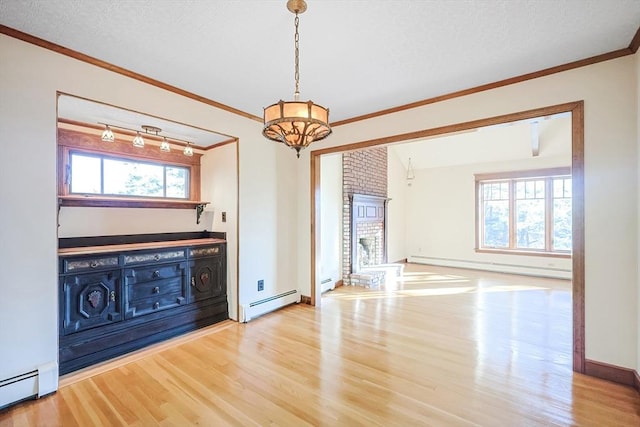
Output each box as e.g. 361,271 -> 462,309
1,0 -> 639,124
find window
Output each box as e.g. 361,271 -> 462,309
70,153 -> 189,199
476,168 -> 571,255
57,125 -> 203,209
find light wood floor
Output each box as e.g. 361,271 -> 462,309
1,264 -> 639,426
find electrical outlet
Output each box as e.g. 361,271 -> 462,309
221,212 -> 227,222
257,279 -> 264,291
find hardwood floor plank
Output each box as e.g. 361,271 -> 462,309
1,264 -> 638,426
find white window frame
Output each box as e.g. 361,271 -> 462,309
475,167 -> 572,257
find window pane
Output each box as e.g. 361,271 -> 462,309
516,181 -> 524,199
553,196 -> 572,252
166,167 -> 188,199
500,182 -> 509,199
534,180 -> 544,198
553,179 -> 564,198
553,177 -> 572,198
516,199 -> 545,249
103,159 -> 164,197
70,154 -> 101,194
483,200 -> 509,247
563,178 -> 572,198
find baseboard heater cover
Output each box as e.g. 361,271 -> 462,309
240,289 -> 299,323
0,362 -> 58,410
409,255 -> 571,279
320,277 -> 335,293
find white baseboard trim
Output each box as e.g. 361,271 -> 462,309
408,256 -> 571,279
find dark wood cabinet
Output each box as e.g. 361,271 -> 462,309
58,232 -> 228,375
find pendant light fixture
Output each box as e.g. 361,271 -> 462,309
262,0 -> 331,158
406,157 -> 415,185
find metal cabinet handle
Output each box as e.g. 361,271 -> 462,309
90,261 -> 98,268
110,291 -> 116,302
191,277 -> 196,287
153,286 -> 160,294
152,270 -> 161,279
153,302 -> 160,310
154,254 -> 161,261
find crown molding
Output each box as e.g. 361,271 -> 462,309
2,23 -> 638,128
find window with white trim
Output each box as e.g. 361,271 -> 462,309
476,168 -> 572,255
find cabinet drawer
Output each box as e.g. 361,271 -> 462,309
125,293 -> 186,319
190,245 -> 222,258
125,262 -> 185,285
128,276 -> 184,302
124,249 -> 185,266
62,256 -> 119,273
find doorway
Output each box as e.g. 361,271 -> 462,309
310,101 -> 585,373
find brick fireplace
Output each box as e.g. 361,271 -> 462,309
342,148 -> 388,286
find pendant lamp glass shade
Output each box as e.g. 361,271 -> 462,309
183,143 -> 193,157
263,100 -> 331,156
160,137 -> 171,152
132,132 -> 145,148
101,125 -> 115,142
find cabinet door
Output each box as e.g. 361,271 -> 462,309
61,270 -> 121,335
190,256 -> 224,302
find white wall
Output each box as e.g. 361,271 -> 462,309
0,34 -> 297,404
301,55 -> 639,370
58,208 -> 206,237
319,153 -> 342,291
201,142 -> 239,320
386,148 -> 408,263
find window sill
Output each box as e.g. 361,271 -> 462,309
475,248 -> 571,259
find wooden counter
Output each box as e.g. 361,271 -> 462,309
58,238 -> 226,256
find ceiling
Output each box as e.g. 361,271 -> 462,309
390,112 -> 571,171
58,95 -> 232,148
1,1 -> 639,126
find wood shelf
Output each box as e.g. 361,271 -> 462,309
58,195 -> 209,209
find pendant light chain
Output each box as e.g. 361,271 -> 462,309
294,13 -> 300,100
262,0 -> 332,157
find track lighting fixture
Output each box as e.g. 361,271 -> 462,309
99,123 -> 194,156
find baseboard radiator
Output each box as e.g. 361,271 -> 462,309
0,362 -> 58,410
239,290 -> 300,323
320,277 -> 335,293
409,256 -> 572,279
